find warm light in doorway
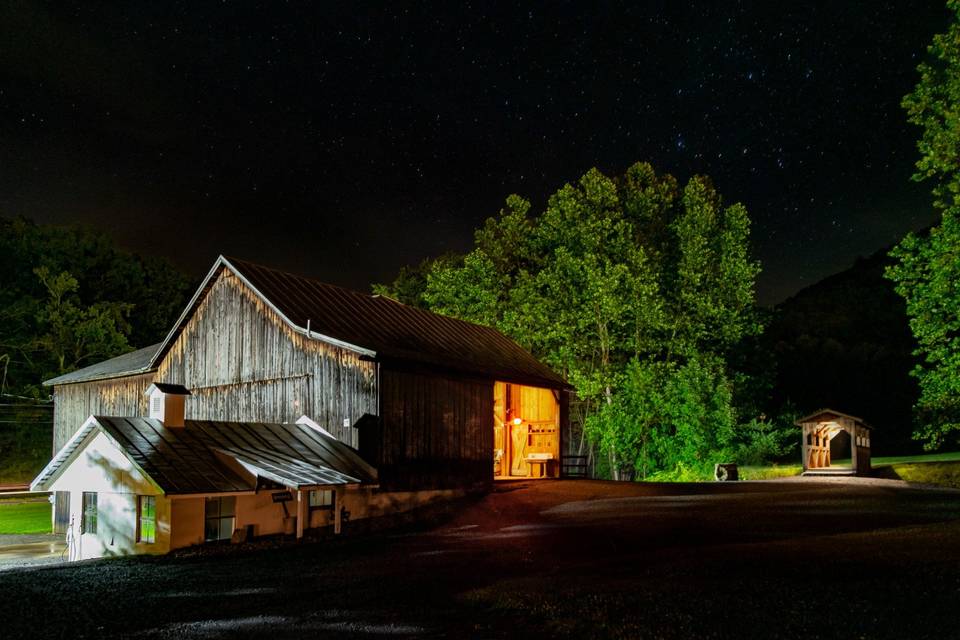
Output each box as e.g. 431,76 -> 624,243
513,417 -> 522,425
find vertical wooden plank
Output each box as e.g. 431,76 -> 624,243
801,423 -> 809,471
848,419 -> 858,475
54,267 -> 379,457
334,487 -> 344,534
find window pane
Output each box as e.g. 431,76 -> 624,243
138,496 -> 157,543
82,492 -> 98,535
309,490 -> 333,507
220,496 -> 236,517
220,517 -> 234,541
141,519 -> 156,544
204,497 -> 220,519
204,518 -> 220,542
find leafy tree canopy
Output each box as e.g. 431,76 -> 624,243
0,216 -> 192,397
383,162 -> 767,477
888,1 -> 960,448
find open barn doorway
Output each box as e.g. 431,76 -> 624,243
493,382 -> 560,479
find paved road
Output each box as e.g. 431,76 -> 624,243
1,478 -> 959,639
0,535 -> 65,569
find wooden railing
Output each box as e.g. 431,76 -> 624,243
561,455 -> 588,478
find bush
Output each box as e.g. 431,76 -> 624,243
731,416 -> 797,466
585,355 -> 737,480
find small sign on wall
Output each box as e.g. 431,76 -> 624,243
271,491 -> 293,503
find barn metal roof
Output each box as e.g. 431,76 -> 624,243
153,256 -> 568,389
46,255 -> 569,390
31,416 -> 377,494
44,343 -> 161,386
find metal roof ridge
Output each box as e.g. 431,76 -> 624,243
149,256 -> 376,369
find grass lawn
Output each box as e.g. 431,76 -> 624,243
0,500 -> 51,534
739,463 -> 802,480
872,451 -> 960,465
738,451 -> 960,488
869,451 -> 960,490
886,462 -> 960,489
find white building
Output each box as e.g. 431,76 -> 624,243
31,383 -> 391,560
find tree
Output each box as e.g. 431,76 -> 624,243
0,216 -> 192,397
887,1 -> 960,448
372,253 -> 460,309
416,162 -> 762,478
33,267 -> 133,377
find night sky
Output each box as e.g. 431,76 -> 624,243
0,2 -> 950,304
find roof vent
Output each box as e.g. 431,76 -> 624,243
144,383 -> 191,428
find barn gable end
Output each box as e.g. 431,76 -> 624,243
155,268 -> 377,444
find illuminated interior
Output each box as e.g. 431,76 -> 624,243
805,420 -> 863,469
493,382 -> 560,479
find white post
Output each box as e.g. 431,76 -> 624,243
296,490 -> 306,539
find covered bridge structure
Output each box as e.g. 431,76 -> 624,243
797,408 -> 872,476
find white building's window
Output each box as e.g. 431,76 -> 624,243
81,492 -> 98,535
308,489 -> 334,510
204,496 -> 236,542
138,496 -> 156,543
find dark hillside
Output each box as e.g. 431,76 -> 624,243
766,248 -> 920,455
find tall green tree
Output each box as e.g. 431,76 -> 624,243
416,163 -> 761,478
888,1 -> 960,448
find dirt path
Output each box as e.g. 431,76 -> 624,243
1,478 -> 959,639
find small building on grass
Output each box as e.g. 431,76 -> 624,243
37,256 -> 571,558
797,408 -> 872,476
31,384 -> 383,559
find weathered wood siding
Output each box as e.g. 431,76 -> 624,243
378,366 -> 493,490
52,269 -> 377,451
52,373 -> 155,451
155,269 -> 377,445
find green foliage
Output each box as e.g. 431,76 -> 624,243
0,501 -> 51,534
731,413 -> 797,467
33,266 -> 133,377
0,404 -> 51,484
409,162 -> 764,478
901,0 -> 960,211
372,253 -> 460,308
425,251 -> 505,327
585,355 -> 739,479
888,218 -> 960,448
0,216 -> 192,398
888,3 -> 960,448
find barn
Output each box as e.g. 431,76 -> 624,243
36,256 -> 570,554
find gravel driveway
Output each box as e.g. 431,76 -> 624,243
1,478 -> 958,639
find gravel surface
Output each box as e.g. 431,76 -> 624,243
1,478 -> 959,639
